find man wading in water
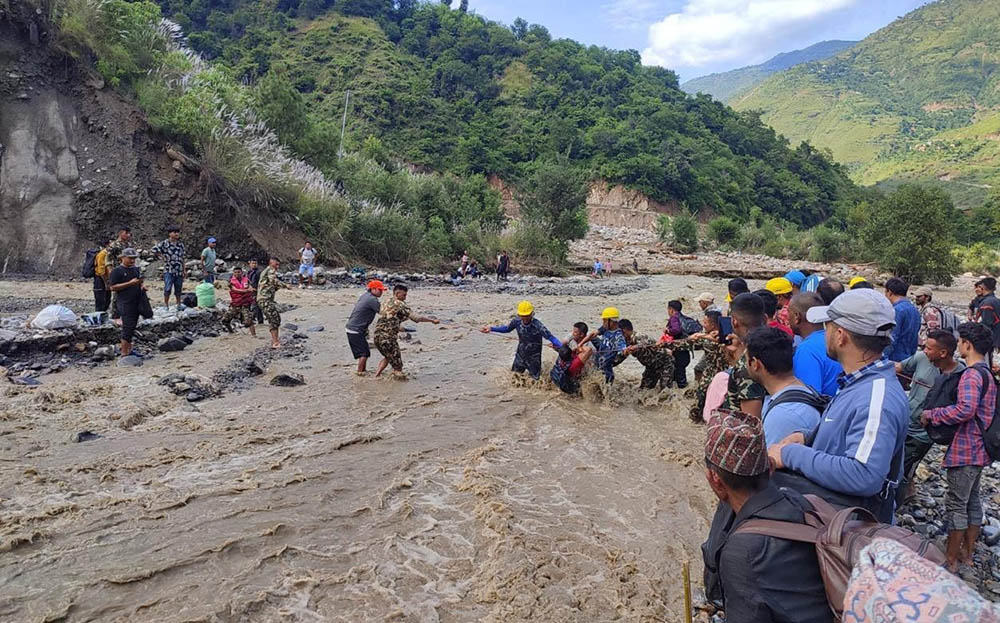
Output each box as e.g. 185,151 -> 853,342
345,280 -> 386,376
373,284 -> 439,379
256,257 -> 290,349
481,300 -> 562,380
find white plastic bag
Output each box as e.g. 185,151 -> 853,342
31,305 -> 78,330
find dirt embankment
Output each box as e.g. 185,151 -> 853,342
0,16 -> 306,276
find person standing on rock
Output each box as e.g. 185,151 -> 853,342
247,258 -> 264,325
973,277 -> 1000,352
460,251 -> 469,278
481,300 -> 562,380
257,256 -> 289,349
93,236 -> 111,313
298,241 -> 317,288
109,248 -> 145,359
151,225 -> 186,310
221,266 -> 256,338
894,329 -> 962,505
496,251 -> 510,282
105,226 -> 131,322
200,237 -> 218,284
373,284 -> 440,379
345,280 -> 386,375
921,322 -> 997,573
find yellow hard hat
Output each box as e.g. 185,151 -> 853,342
849,276 -> 868,288
765,277 -> 793,296
517,300 -> 534,316
601,306 -> 620,320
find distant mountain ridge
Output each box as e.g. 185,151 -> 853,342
730,0 -> 1000,209
681,40 -> 857,102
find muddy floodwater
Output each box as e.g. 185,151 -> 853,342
0,274 -> 976,622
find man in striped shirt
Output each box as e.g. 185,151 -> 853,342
922,322 -> 997,572
768,289 -> 909,523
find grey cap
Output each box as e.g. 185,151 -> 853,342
121,248 -> 138,258
806,288 -> 896,337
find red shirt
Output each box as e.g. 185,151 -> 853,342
229,275 -> 254,307
769,320 -> 794,336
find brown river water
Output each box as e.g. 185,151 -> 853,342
0,274 -> 977,622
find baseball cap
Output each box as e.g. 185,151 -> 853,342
806,289 -> 896,337
696,292 -> 715,303
207,237 -> 217,243
913,285 -> 933,298
122,248 -> 138,258
367,279 -> 386,291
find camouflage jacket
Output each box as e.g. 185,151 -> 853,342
374,297 -> 411,341
627,333 -> 676,369
256,266 -> 285,302
723,351 -> 766,411
689,336 -> 728,377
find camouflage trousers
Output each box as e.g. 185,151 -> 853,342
373,335 -> 403,371
222,304 -> 254,329
258,298 -> 281,329
639,355 -> 675,390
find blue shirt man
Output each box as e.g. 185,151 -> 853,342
885,278 -> 920,361
771,289 -> 909,523
793,330 -> 843,396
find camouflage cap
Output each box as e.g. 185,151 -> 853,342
705,409 -> 768,476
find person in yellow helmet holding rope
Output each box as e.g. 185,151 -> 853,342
584,306 -> 629,383
481,300 -> 562,380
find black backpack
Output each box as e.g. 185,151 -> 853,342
81,248 -> 99,278
763,387 -> 832,425
680,314 -> 703,336
923,364 -> 998,453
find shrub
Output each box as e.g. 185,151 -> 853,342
655,214 -> 671,242
672,213 -> 699,253
518,158 -> 590,245
954,243 -> 1000,275
810,225 -> 851,263
708,216 -> 741,246
860,185 -> 960,285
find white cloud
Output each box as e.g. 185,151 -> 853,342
641,0 -> 859,70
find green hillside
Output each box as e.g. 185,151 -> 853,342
150,0 -> 862,226
732,0 -> 1000,208
681,40 -> 856,103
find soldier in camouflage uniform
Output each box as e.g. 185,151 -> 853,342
373,284 -> 440,378
686,310 -> 728,422
256,257 -> 289,348
720,293 -> 767,416
686,336 -> 728,422
620,319 -> 677,390
104,227 -> 131,320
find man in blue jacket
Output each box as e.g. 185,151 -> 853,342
769,288 -> 909,523
884,277 -> 920,361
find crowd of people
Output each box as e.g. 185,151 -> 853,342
86,226 -> 1000,618
463,267 -> 1000,620
87,226 -> 321,355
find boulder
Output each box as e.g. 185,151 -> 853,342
270,373 -> 305,387
117,355 -> 143,367
283,323 -> 299,331
158,336 -> 188,352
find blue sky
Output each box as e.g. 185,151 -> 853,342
459,0 -> 933,81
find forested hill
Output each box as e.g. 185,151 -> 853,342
682,40 -> 856,103
155,0 -> 860,226
732,0 -> 1000,209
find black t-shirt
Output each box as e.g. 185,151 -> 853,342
110,266 -> 143,309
